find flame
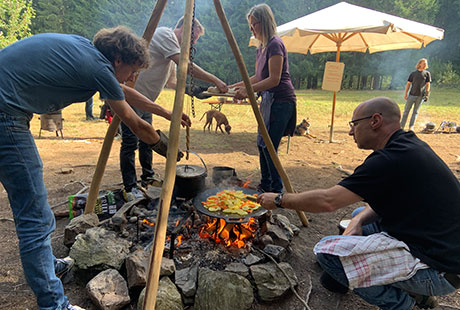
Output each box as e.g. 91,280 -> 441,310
199,217 -> 257,248
242,180 -> 251,188
142,219 -> 155,226
176,235 -> 183,247
175,219 -> 180,226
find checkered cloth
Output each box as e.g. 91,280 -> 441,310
314,232 -> 429,289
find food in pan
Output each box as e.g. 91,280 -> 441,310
201,189 -> 260,216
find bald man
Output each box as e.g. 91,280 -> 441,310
259,97 -> 460,309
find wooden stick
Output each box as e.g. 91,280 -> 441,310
142,1 -> 194,309
213,0 -> 309,226
84,0 -> 168,214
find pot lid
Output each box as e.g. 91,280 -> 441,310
176,164 -> 206,178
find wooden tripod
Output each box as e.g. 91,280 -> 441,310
83,1 -> 309,308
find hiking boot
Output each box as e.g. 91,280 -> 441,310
55,256 -> 74,279
141,174 -> 162,188
320,271 -> 349,294
411,294 -> 438,309
124,187 -> 144,201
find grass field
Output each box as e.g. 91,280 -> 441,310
31,88 -> 460,141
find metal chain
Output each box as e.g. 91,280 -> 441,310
189,1 -> 196,118
185,1 -> 196,160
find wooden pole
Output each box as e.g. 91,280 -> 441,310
84,0 -> 168,214
213,0 -> 309,227
142,1 -> 194,309
328,45 -> 341,143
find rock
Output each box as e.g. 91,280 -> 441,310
263,244 -> 287,262
126,250 -> 176,289
126,249 -> 149,289
69,227 -> 131,271
138,277 -> 183,310
272,214 -> 295,240
160,257 -> 176,276
290,223 -> 300,235
64,213 -> 99,247
243,253 -> 263,266
266,222 -> 290,248
86,269 -> 130,310
225,262 -> 249,277
175,264 -> 198,298
250,262 -> 298,301
194,268 -> 253,310
259,234 -> 274,247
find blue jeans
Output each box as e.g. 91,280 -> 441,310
401,95 -> 423,129
85,97 -> 94,118
120,107 -> 154,191
258,101 -> 295,193
317,207 -> 456,310
0,113 -> 68,310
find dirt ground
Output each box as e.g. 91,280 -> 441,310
1,116 -> 460,310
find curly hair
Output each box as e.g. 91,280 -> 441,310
93,26 -> 150,69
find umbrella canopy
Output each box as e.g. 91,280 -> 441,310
249,1 -> 444,53
249,2 -> 444,142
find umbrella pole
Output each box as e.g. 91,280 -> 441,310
213,0 -> 309,227
142,1 -> 194,309
328,48 -> 341,143
84,0 -> 168,215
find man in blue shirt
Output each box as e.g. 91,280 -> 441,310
0,26 -> 190,310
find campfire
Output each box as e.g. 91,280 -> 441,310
199,217 -> 258,248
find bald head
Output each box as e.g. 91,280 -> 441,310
350,97 -> 402,150
359,97 -> 401,125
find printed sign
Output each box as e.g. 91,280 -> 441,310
322,62 -> 345,92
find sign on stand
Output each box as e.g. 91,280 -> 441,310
322,62 -> 345,92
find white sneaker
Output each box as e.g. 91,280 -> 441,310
67,304 -> 85,310
125,187 -> 144,201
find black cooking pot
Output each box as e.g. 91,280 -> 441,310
174,152 -> 207,199
212,166 -> 236,185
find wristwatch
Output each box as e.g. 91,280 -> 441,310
274,193 -> 284,209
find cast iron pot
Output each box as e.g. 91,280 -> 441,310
174,151 -> 207,199
212,166 -> 237,185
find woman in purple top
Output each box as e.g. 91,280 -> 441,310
232,3 -> 296,193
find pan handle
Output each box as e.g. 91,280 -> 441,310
186,151 -> 208,174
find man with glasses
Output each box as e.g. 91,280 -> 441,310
258,97 -> 460,310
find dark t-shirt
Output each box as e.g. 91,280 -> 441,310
408,70 -> 431,96
339,130 -> 460,273
256,36 -> 296,102
0,33 -> 124,119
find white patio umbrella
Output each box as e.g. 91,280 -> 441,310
250,1 -> 444,142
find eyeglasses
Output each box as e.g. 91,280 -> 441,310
249,21 -> 260,30
348,113 -> 382,128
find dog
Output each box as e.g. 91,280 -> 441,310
200,110 -> 232,134
294,118 -> 315,138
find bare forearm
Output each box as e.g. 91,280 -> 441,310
122,84 -> 171,119
251,76 -> 280,93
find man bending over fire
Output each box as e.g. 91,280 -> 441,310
258,97 -> 460,310
0,26 -> 190,310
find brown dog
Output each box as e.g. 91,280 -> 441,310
200,110 -> 232,134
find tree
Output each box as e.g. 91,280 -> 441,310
0,0 -> 35,48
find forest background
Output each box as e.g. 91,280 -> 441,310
1,0 -> 460,91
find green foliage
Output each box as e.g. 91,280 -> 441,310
429,60 -> 460,87
0,0 -> 35,48
26,0 -> 460,88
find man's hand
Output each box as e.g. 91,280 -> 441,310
181,113 -> 192,127
342,217 -> 363,236
404,93 -> 408,100
215,80 -> 228,94
257,193 -> 278,210
423,91 -> 429,102
234,87 -> 248,100
150,130 -> 184,161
